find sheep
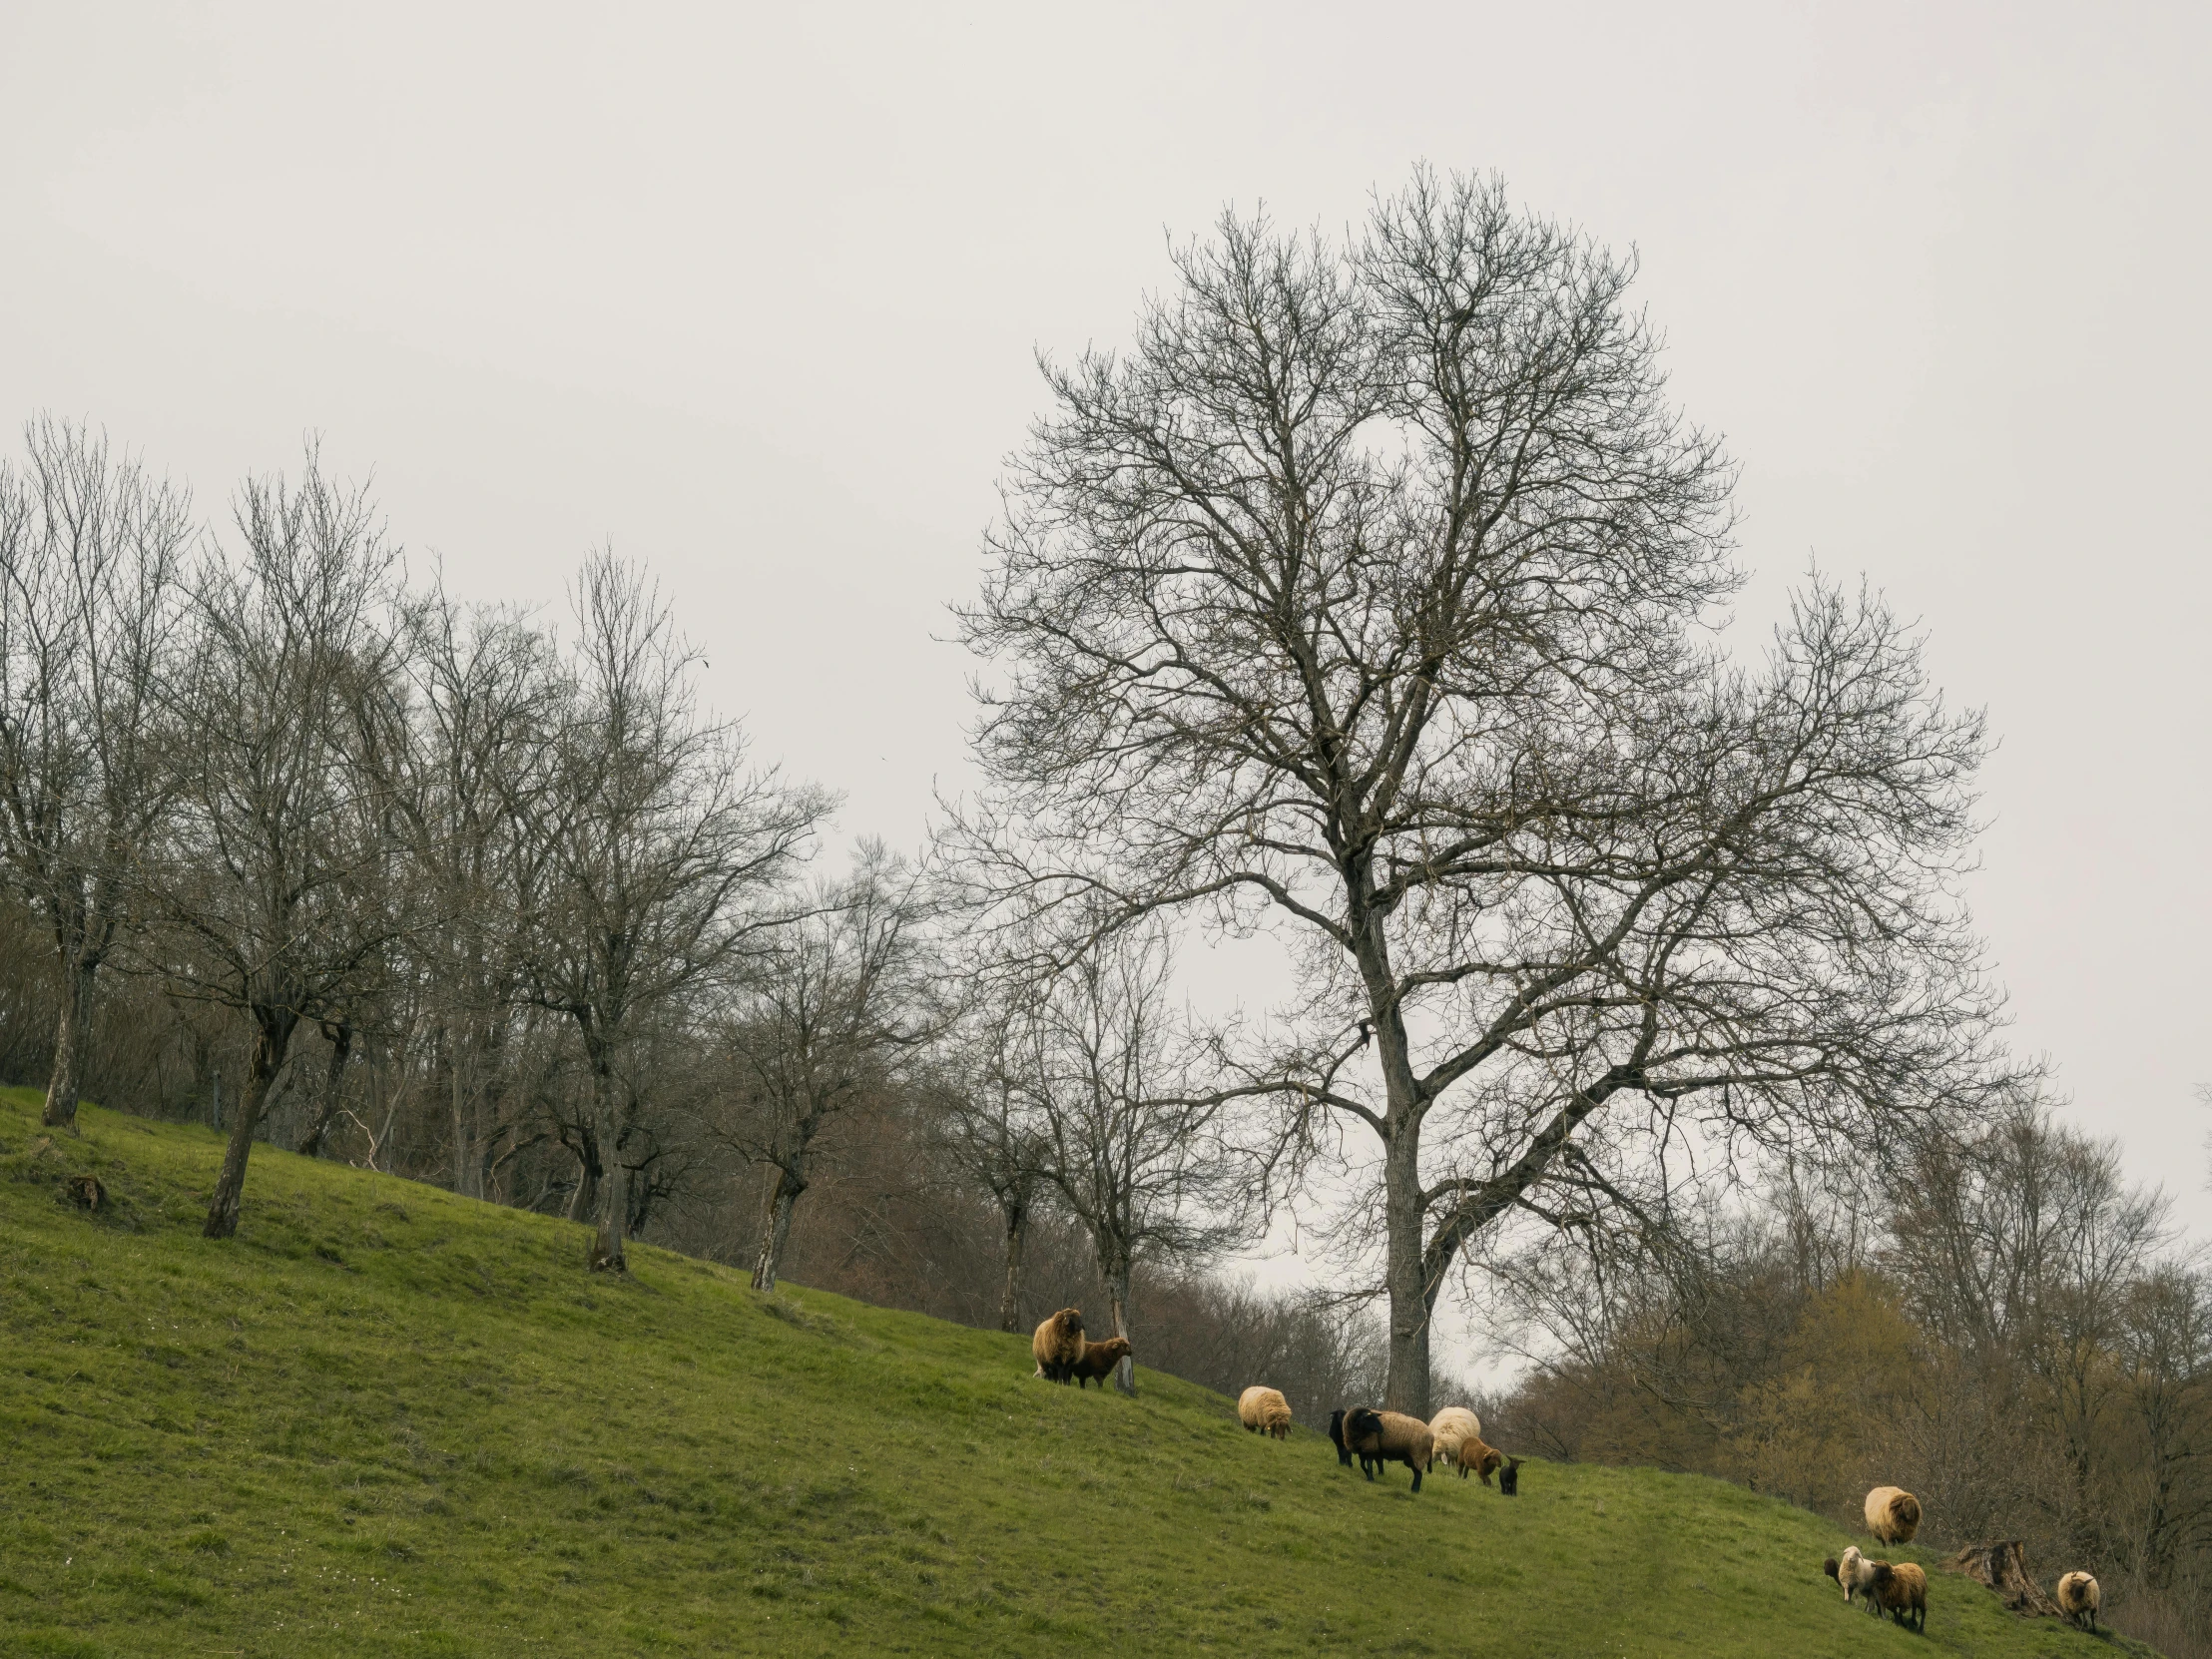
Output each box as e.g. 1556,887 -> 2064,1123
1865,1485 -> 1923,1545
1832,1546 -> 1881,1605
1341,1406 -> 1434,1492
1496,1453 -> 1522,1496
2054,1571 -> 2099,1632
1427,1406 -> 1482,1474
1067,1335 -> 1131,1389
1239,1385 -> 1293,1439
1031,1308 -> 1084,1382
1327,1408 -> 1362,1470
1867,1561 -> 1928,1632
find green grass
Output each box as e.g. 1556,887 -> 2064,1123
0,1087 -> 2158,1658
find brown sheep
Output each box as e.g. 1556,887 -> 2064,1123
1867,1561 -> 1927,1632
1865,1485 -> 1922,1545
1067,1336 -> 1131,1389
2055,1571 -> 2099,1631
1460,1436 -> 1506,1485
1238,1385 -> 1293,1438
1342,1406 -> 1434,1492
1031,1308 -> 1084,1382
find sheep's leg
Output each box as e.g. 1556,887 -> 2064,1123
1410,1465 -> 1422,1493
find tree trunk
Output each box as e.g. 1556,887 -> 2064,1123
204,1012 -> 296,1239
296,1020 -> 352,1159
566,1125 -> 601,1224
1382,1126 -> 1432,1417
752,1164 -> 805,1291
587,1054 -> 629,1273
1948,1542 -> 2063,1616
998,1202 -> 1028,1334
449,1030 -> 473,1199
41,956 -> 96,1131
1107,1265 -> 1135,1395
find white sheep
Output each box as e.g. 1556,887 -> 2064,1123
2055,1571 -> 2099,1632
1828,1546 -> 1881,1605
1864,1484 -> 1922,1545
1238,1385 -> 1293,1438
1427,1406 -> 1482,1474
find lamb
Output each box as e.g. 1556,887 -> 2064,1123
1867,1561 -> 1928,1632
1341,1406 -> 1434,1492
2054,1571 -> 2099,1632
1427,1406 -> 1482,1474
1031,1308 -> 1085,1382
1864,1485 -> 1922,1545
1238,1385 -> 1293,1439
1495,1453 -> 1522,1495
1067,1335 -> 1131,1389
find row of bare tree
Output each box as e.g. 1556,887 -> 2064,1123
3,165 -> 2033,1420
1478,1103 -> 2212,1655
0,429 -> 1265,1388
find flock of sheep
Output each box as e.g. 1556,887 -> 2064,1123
1823,1486 -> 2102,1637
1029,1307 -> 1523,1498
1033,1309 -> 2107,1639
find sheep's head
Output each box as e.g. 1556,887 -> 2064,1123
1496,1454 -> 1521,1496
1054,1308 -> 1084,1338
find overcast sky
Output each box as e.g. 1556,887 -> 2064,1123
4,3 -> 2207,1269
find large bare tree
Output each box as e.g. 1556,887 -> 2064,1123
956,168 -> 2007,1413
150,450 -> 412,1238
0,419 -> 192,1129
518,551 -> 830,1273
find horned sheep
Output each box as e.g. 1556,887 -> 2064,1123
1239,1385 -> 1293,1439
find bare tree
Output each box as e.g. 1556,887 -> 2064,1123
390,587 -> 562,1197
517,550 -> 830,1273
148,449 -> 411,1238
930,1021 -> 1053,1332
955,169 -> 2008,1414
0,419 -> 192,1128
716,843 -> 936,1292
1012,925 -> 1251,1392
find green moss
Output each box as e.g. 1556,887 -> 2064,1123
0,1087 -> 2163,1656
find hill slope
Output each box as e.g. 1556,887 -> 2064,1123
0,1088 -> 2153,1658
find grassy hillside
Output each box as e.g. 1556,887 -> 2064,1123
0,1087 -> 2155,1658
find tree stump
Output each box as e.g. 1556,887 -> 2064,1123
1948,1541 -> 2063,1616
65,1173 -> 106,1212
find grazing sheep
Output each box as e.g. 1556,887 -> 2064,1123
1427,1406 -> 1482,1473
1833,1546 -> 1881,1605
1342,1406 -> 1434,1492
1865,1485 -> 1923,1545
1239,1386 -> 1293,1439
1031,1308 -> 1085,1382
2055,1571 -> 2099,1632
1868,1561 -> 1928,1632
1327,1408 -> 1361,1470
1067,1335 -> 1131,1389
1496,1453 -> 1522,1496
